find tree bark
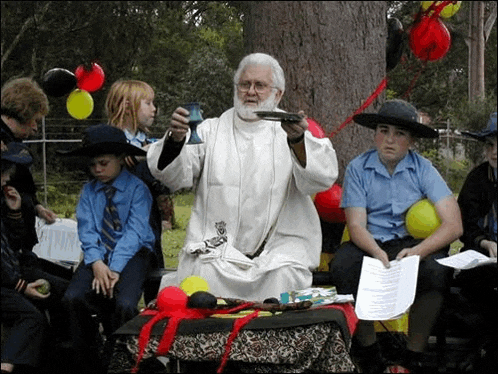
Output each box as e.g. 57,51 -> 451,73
468,1 -> 485,101
242,1 -> 386,183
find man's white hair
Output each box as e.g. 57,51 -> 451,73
233,53 -> 285,93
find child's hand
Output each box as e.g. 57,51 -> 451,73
3,186 -> 21,210
36,204 -> 57,224
24,279 -> 51,299
92,260 -> 113,297
107,271 -> 120,298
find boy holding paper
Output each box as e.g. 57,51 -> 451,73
329,100 -> 462,373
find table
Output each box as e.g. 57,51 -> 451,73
107,304 -> 357,373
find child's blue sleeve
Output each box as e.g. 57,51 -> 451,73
76,185 -> 105,265
108,182 -> 155,273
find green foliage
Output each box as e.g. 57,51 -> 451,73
387,1 -> 497,120
1,1 -> 244,173
448,95 -> 497,165
36,183 -> 81,219
420,148 -> 470,193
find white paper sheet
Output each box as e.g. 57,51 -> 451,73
355,256 -> 419,321
436,249 -> 497,270
32,217 -> 82,264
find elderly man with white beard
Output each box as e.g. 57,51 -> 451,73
147,53 -> 338,300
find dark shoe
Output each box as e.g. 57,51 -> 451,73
398,349 -> 432,374
350,338 -> 387,373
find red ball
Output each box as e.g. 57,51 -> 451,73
314,184 -> 346,223
74,62 -> 105,92
307,118 -> 326,138
409,16 -> 451,62
156,286 -> 188,312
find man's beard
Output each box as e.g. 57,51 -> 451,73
234,90 -> 279,122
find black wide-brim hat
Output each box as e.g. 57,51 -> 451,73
462,112 -> 497,142
353,99 -> 439,139
57,124 -> 146,158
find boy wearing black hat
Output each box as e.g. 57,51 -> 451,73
329,100 -> 463,373
60,124 -> 155,374
453,112 -> 497,370
459,112 -> 497,258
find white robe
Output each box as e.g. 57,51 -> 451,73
147,108 -> 338,300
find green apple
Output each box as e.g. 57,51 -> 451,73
36,279 -> 51,295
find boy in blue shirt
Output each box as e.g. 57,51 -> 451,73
60,124 -> 155,374
330,100 -> 463,373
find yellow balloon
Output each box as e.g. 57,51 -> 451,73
66,89 -> 94,119
406,199 -> 441,239
180,275 -> 210,296
420,1 -> 461,18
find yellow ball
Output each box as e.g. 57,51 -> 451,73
406,199 -> 441,239
180,276 -> 210,296
420,1 -> 461,18
66,89 -> 94,120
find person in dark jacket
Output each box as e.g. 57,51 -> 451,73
454,112 -> 497,371
1,77 -> 57,252
458,112 -> 497,258
1,142 -> 68,374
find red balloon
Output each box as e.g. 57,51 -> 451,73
307,118 -> 326,138
74,62 -> 105,92
314,184 -> 346,223
156,286 -> 188,314
409,16 -> 451,62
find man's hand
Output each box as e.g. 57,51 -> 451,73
24,279 -> 51,299
36,204 -> 57,224
3,186 -> 21,210
281,110 -> 308,142
169,107 -> 190,143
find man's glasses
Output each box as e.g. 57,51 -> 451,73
236,81 -> 277,94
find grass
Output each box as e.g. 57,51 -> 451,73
161,192 -> 194,268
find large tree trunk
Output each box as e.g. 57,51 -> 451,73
242,1 -> 387,183
468,1 -> 485,101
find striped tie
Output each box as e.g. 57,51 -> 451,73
101,185 -> 121,255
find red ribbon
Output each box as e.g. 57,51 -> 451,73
132,302 -> 256,373
328,77 -> 388,138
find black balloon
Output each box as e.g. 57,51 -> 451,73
386,17 -> 405,72
187,291 -> 218,309
41,68 -> 77,97
263,297 -> 280,305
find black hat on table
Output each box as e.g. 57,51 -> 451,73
353,99 -> 439,139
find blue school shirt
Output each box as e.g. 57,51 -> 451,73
341,148 -> 452,242
76,168 -> 155,273
124,129 -> 158,148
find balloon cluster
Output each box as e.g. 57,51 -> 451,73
41,62 -> 105,120
385,1 -> 460,72
408,1 -> 461,62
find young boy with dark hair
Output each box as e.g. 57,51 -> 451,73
1,142 -> 61,374
60,124 -> 155,374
